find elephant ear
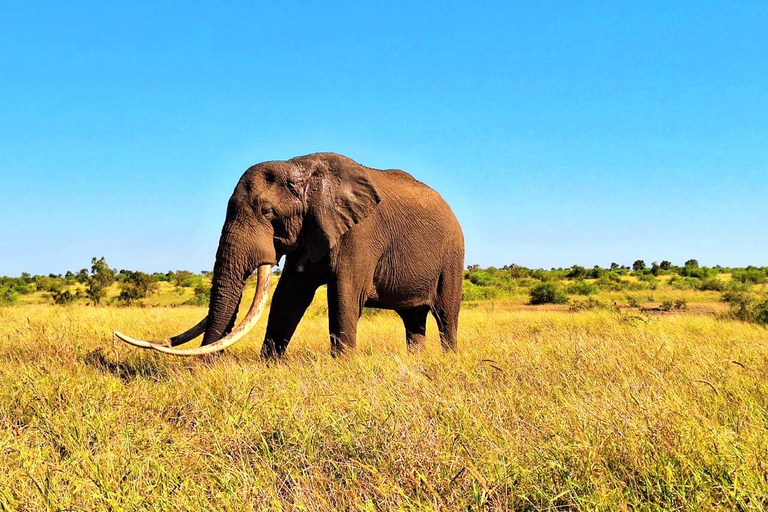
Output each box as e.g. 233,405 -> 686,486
303,155 -> 381,262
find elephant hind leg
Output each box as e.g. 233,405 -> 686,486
396,306 -> 430,353
432,268 -> 461,351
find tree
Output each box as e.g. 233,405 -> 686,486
76,268 -> 90,284
52,289 -> 77,305
173,270 -> 195,287
685,259 -> 699,269
632,260 -> 646,271
529,282 -> 568,305
87,257 -> 116,305
610,263 -> 620,271
567,265 -> 587,280
118,271 -> 158,305
660,260 -> 672,271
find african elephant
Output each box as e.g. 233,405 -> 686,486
115,153 -> 464,356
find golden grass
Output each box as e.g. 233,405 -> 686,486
1,297 -> 767,510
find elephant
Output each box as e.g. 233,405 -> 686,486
115,153 -> 465,356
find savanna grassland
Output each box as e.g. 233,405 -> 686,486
1,264 -> 767,511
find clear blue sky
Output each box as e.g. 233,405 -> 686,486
1,1 -> 766,275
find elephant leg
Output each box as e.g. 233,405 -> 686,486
261,270 -> 320,358
327,278 -> 364,356
432,270 -> 462,351
396,306 -> 429,353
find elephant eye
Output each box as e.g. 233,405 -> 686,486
260,203 -> 276,220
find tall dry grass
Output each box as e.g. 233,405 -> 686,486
0,298 -> 766,510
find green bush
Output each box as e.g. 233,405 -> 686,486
679,264 -> 713,279
185,283 -> 212,306
668,276 -> 700,290
529,283 -> 568,305
754,300 -> 768,325
467,271 -> 497,287
117,271 -> 158,305
696,278 -> 725,292
722,290 -> 768,325
565,281 -> 599,296
595,273 -> 626,292
173,270 -> 201,287
51,289 -> 77,305
732,267 -> 767,285
0,286 -> 19,306
462,280 -> 500,301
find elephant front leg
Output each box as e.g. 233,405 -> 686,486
261,270 -> 320,358
327,278 -> 364,356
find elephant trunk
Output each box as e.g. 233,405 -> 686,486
202,224 -> 276,347
114,223 -> 275,356
202,251 -> 249,346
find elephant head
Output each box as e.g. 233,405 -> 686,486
114,153 -> 380,355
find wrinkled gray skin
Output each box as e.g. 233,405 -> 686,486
206,153 -> 464,356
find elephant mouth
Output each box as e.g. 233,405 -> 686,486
114,264 -> 272,356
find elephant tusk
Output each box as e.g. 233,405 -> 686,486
115,315 -> 208,348
143,264 -> 271,356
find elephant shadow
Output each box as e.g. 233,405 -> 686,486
82,348 -> 169,384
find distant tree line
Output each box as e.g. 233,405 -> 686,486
463,260 -> 767,325
1,257 -> 766,325
0,256 -> 212,307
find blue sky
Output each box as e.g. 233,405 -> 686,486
1,1 -> 766,275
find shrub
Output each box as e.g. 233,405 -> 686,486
529,283 -> 568,305
679,262 -> 713,279
173,270 -> 195,287
586,266 -> 605,279
668,276 -> 700,290
0,286 -> 19,306
86,283 -> 107,305
697,278 -> 725,292
595,273 -> 626,292
626,296 -> 640,308
117,272 -> 158,305
754,300 -> 768,325
181,275 -> 203,287
565,281 -> 599,296
185,283 -> 212,306
722,290 -> 768,325
732,267 -> 767,285
467,271 -> 497,287
462,281 -> 500,301
51,289 -> 77,305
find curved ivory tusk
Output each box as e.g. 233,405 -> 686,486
148,264 -> 272,356
115,315 -> 208,348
